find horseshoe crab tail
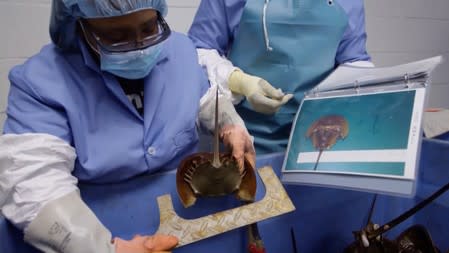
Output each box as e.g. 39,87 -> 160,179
248,222 -> 265,253
212,87 -> 222,168
243,199 -> 265,253
313,149 -> 323,171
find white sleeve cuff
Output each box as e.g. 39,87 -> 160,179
344,60 -> 375,68
197,48 -> 244,106
0,133 -> 78,230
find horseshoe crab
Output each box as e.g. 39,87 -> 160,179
344,181 -> 449,253
176,152 -> 256,207
176,88 -> 256,207
306,115 -> 349,170
176,88 -> 263,253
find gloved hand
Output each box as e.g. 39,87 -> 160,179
115,234 -> 178,253
220,124 -> 256,172
23,190 -> 178,253
228,70 -> 293,114
199,86 -> 256,171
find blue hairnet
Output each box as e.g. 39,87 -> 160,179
50,0 -> 168,51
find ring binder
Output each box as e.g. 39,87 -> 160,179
404,73 -> 411,88
354,79 -> 360,94
282,56 -> 444,196
306,56 -> 443,95
305,87 -> 319,98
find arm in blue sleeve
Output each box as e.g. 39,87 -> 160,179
335,0 -> 371,64
188,0 -> 246,56
4,67 -> 72,143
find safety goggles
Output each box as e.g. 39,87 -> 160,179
80,13 -> 171,53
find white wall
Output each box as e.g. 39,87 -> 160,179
365,0 -> 449,109
1,0 -> 448,133
0,1 -> 50,133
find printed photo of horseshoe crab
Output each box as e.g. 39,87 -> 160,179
284,89 -> 421,178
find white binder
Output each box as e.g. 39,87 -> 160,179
281,56 -> 443,196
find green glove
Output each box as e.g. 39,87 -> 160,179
228,70 -> 293,114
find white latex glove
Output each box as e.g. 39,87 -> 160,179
228,70 -> 293,114
23,190 -> 178,253
220,124 -> 256,172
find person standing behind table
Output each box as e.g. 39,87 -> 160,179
0,0 -> 255,252
188,0 -> 374,154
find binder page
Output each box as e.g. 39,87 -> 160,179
314,56 -> 442,93
283,88 -> 426,181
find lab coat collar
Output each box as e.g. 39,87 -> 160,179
77,37 -> 101,73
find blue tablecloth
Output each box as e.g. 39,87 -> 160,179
1,137 -> 449,253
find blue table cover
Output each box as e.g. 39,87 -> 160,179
1,137 -> 449,253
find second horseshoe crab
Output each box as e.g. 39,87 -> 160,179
344,181 -> 449,253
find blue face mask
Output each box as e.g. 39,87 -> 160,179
99,42 -> 164,80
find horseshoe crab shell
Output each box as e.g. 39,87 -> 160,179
176,152 -> 256,208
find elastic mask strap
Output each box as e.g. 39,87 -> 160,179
262,0 -> 273,52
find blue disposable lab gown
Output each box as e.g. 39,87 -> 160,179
4,32 -> 209,183
188,0 -> 371,154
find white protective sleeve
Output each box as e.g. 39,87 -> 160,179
197,48 -> 244,105
0,133 -> 78,229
